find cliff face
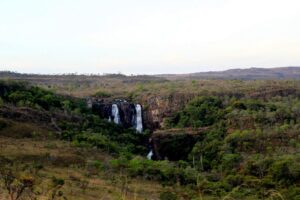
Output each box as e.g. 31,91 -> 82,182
140,93 -> 195,130
92,100 -> 140,130
150,128 -> 208,161
90,92 -> 195,131
91,96 -> 207,161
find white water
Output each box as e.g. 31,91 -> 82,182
135,104 -> 143,133
147,150 -> 153,160
111,104 -> 120,124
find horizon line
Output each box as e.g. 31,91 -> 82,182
1,66 -> 300,76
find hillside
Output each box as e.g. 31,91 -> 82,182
0,81 -> 164,200
0,77 -> 300,199
2,67 -> 300,86
159,67 -> 300,80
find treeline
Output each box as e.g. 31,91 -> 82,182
0,80 -> 88,112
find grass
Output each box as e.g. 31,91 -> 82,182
2,73 -> 300,99
0,119 -> 51,139
0,136 -> 164,200
1,136 -> 259,200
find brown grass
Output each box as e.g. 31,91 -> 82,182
0,136 -> 164,200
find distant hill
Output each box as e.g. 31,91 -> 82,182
2,67 -> 300,81
0,71 -> 168,85
158,67 -> 300,80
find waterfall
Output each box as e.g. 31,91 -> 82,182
135,104 -> 143,133
111,104 -> 120,124
147,150 -> 153,160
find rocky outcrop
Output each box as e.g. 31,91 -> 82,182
139,93 -> 196,130
92,101 -> 112,119
150,128 -> 208,161
118,102 -> 136,128
92,99 -> 143,131
90,93 -> 195,131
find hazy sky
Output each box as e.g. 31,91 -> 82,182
1,0 -> 300,74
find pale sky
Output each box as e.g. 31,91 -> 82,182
0,0 -> 300,74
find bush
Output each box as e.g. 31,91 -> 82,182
73,132 -> 120,153
225,174 -> 244,188
233,101 -> 247,110
270,157 -> 300,185
51,176 -> 65,186
166,96 -> 224,128
93,90 -> 112,98
284,186 -> 300,200
221,153 -> 242,171
0,97 -> 3,106
159,191 -> 178,200
0,118 -> 8,130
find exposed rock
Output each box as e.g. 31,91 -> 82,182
118,102 -> 136,128
92,99 -> 143,130
90,93 -> 195,131
139,93 -> 196,130
92,102 -> 112,119
151,128 -> 208,161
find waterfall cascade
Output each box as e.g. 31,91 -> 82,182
135,104 -> 143,133
147,150 -> 153,160
111,104 -> 120,124
93,100 -> 148,158
94,100 -> 143,132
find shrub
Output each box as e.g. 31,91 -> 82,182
166,96 -> 224,128
221,153 -> 242,171
0,118 -> 8,130
94,90 -> 112,98
51,177 -> 65,186
0,97 -> 3,106
232,101 -> 247,110
284,186 -> 300,200
270,157 -> 300,185
225,174 -> 244,188
159,191 -> 178,200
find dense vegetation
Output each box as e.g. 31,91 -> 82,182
0,80 -> 152,199
0,80 -> 148,155
161,94 -> 300,199
0,80 -> 87,112
0,79 -> 300,199
107,92 -> 300,199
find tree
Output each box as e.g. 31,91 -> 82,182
0,160 -> 34,200
49,177 -> 65,200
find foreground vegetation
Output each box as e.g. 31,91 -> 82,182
0,79 -> 300,199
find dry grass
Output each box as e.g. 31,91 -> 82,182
0,136 -> 163,200
3,73 -> 300,100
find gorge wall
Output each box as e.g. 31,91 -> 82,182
90,94 -> 198,160
91,99 -> 143,133
90,92 -> 195,131
138,93 -> 196,130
